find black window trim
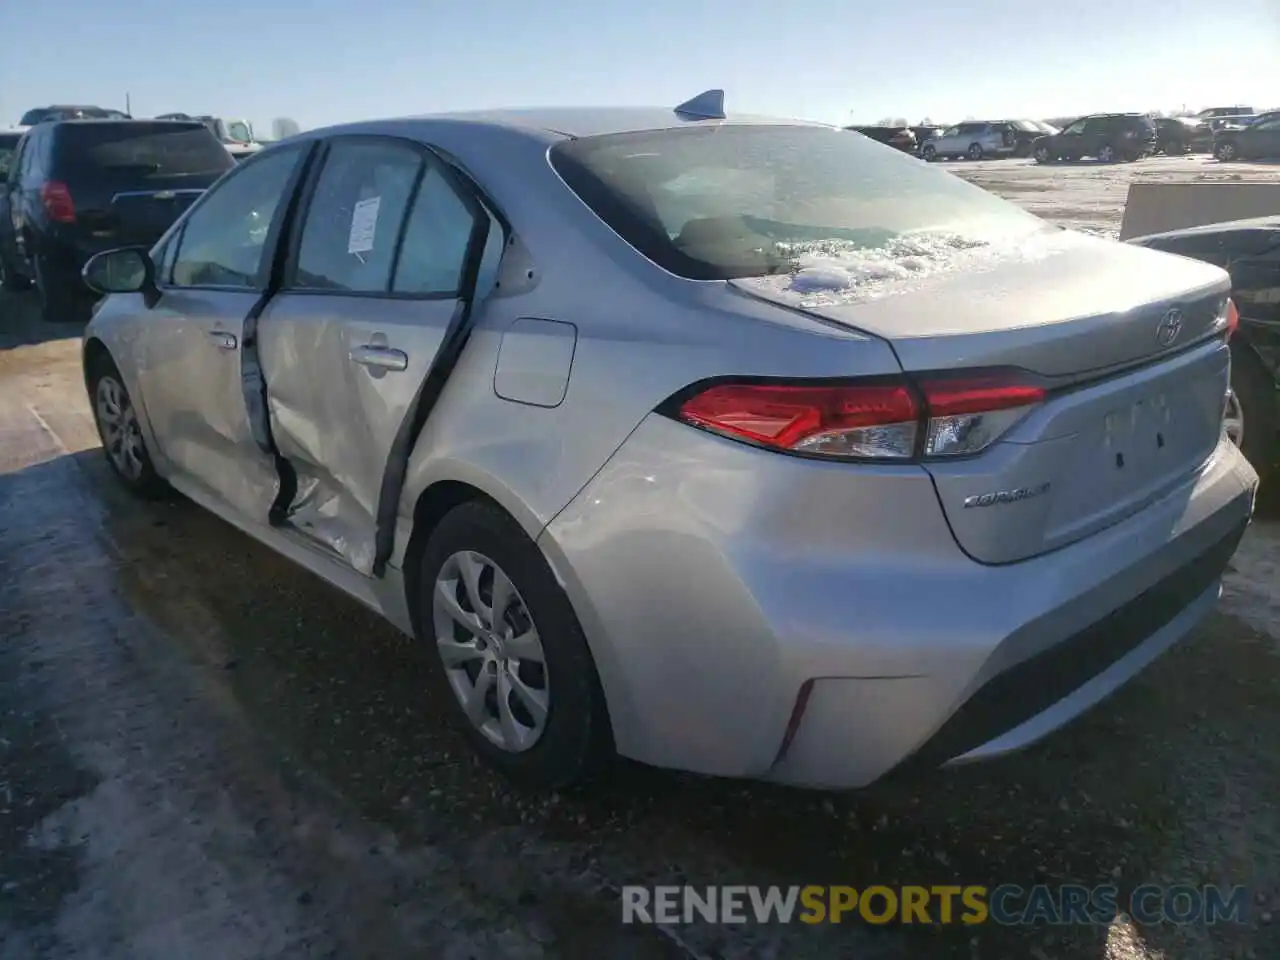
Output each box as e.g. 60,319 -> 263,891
157,140 -> 315,295
280,132 -> 495,303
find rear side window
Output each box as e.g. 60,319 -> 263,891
393,168 -> 476,295
550,124 -> 1043,281
54,123 -> 234,178
293,139 -> 423,293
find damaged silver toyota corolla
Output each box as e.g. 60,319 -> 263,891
80,91 -> 1258,791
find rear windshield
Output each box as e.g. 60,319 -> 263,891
56,123 -> 233,177
550,124 -> 1045,281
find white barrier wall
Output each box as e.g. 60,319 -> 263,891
1119,181 -> 1280,240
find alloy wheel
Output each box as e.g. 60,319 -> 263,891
95,375 -> 146,481
1099,144 -> 1116,162
433,550 -> 550,753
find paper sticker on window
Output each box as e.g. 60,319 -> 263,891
348,196 -> 381,254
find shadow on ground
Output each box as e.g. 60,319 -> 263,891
23,442 -> 1265,960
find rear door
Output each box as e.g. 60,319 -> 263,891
255,135 -> 500,574
136,143 -> 312,519
51,122 -> 234,253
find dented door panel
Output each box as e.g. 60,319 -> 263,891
138,288 -> 282,519
256,295 -> 457,573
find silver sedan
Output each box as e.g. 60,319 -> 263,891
79,92 -> 1257,791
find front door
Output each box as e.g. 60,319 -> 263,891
137,143 -> 311,520
256,135 -> 500,574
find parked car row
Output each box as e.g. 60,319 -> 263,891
854,104 -> 1280,166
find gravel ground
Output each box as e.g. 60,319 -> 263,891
941,153 -> 1280,237
2,158 -> 1279,960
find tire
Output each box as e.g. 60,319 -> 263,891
0,251 -> 31,292
1215,140 -> 1238,162
1034,145 -> 1052,163
417,499 -> 611,789
87,354 -> 169,499
1226,338 -> 1277,483
921,144 -> 937,162
34,253 -> 86,323
1097,143 -> 1117,163
967,143 -> 983,160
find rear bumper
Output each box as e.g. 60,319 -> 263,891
542,417 -> 1257,789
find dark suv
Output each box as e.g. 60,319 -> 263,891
1032,113 -> 1157,163
1,120 -> 233,320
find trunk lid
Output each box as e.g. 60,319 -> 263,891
732,228 -> 1234,563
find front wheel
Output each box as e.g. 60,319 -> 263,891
921,144 -> 937,162
88,356 -> 169,498
1097,143 -> 1117,163
419,500 -> 612,789
1215,141 -> 1239,161
967,143 -> 983,160
1226,339 -> 1277,483
1034,145 -> 1052,163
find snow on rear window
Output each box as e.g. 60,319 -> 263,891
551,124 -> 1045,281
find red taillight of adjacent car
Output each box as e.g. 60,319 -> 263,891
673,372 -> 1046,461
1225,298 -> 1239,340
40,181 -> 76,223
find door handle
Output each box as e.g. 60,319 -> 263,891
208,330 -> 238,350
350,345 -> 408,372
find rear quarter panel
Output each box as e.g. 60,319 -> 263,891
383,119 -> 906,561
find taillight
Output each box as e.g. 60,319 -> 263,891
677,381 -> 920,460
916,375 -> 1046,457
1225,297 -> 1239,340
671,372 -> 1046,462
40,181 -> 75,223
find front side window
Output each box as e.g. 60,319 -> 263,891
1062,120 -> 1087,135
293,139 -> 422,293
170,145 -> 304,288
550,123 -> 1045,281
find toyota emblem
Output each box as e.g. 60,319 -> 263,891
1156,308 -> 1184,347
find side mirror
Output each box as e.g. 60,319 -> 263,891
82,247 -> 160,307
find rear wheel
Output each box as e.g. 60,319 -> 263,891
1226,339 -> 1277,483
87,355 -> 169,498
418,500 -> 612,789
0,252 -> 31,292
1097,143 -> 1117,163
1215,140 -> 1239,161
921,144 -> 937,162
967,143 -> 983,160
34,254 -> 87,323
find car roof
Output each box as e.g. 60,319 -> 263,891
306,106 -> 828,142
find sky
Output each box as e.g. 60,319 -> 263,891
3,0 -> 1278,135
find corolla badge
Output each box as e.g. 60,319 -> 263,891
1156,308 -> 1184,347
963,482 -> 1051,509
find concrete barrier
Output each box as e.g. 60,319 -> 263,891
1118,181 -> 1280,240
